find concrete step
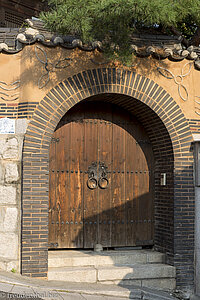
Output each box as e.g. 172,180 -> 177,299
48,263 -> 176,291
48,249 -> 165,268
97,264 -> 175,281
48,266 -> 97,283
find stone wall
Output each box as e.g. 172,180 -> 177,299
0,119 -> 28,272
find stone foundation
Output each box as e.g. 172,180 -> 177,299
0,119 -> 28,272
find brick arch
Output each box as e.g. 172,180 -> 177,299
22,68 -> 194,290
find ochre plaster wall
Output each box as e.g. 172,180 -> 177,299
0,44 -> 200,120
0,52 -> 21,99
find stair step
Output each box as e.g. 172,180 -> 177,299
48,250 -> 165,268
48,266 -> 97,283
48,263 -> 175,284
97,264 -> 176,281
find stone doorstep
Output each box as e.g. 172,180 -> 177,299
48,250 -> 165,268
104,278 -> 176,292
97,264 -> 176,281
48,263 -> 176,292
48,266 -> 97,283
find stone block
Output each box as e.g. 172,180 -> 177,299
147,251 -> 165,263
3,207 -> 18,232
15,119 -> 29,134
7,260 -> 19,272
0,233 -> 18,259
102,279 -> 142,286
0,259 -> 19,272
0,139 -> 6,157
0,185 -> 16,204
0,163 -> 4,183
97,264 -> 176,281
5,163 -> 19,183
0,207 -> 6,228
48,267 -> 97,283
2,138 -> 19,160
142,278 -> 176,291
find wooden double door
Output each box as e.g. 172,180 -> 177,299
49,101 -> 154,249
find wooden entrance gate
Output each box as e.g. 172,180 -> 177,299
49,101 -> 154,249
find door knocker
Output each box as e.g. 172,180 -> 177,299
87,162 -> 98,189
98,162 -> 109,189
87,161 -> 109,189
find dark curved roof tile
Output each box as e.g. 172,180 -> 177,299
0,19 -> 199,70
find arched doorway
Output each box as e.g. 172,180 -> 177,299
22,68 -> 194,290
49,101 -> 154,249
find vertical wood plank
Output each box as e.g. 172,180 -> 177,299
111,106 -> 126,247
83,103 -> 98,248
98,103 -> 112,247
48,134 -> 57,247
125,120 -> 138,246
68,109 -> 84,248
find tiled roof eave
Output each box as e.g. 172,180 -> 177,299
0,19 -> 199,70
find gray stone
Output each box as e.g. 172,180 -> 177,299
142,290 -> 176,300
0,233 -> 18,259
82,295 -> 131,300
0,186 -> 16,204
48,266 -> 97,283
0,207 -> 7,227
94,244 -> 103,252
0,259 -> 19,272
49,249 -> 165,268
0,282 -> 13,293
6,260 -> 19,272
11,285 -> 42,297
0,139 -> 6,157
103,279 -> 142,286
190,295 -> 200,300
56,292 -> 85,300
142,278 -> 176,291
2,138 -> 19,160
147,251 -> 165,263
97,264 -> 175,281
0,163 -> 4,183
15,119 -> 29,134
3,207 -> 18,232
5,163 -> 19,183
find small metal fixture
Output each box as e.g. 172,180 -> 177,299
161,173 -> 167,186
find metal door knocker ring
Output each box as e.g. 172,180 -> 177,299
87,177 -> 98,189
87,161 -> 109,189
87,163 -> 98,189
98,177 -> 109,189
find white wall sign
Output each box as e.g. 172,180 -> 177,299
0,118 -> 15,134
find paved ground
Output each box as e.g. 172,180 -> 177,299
0,270 -> 183,300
